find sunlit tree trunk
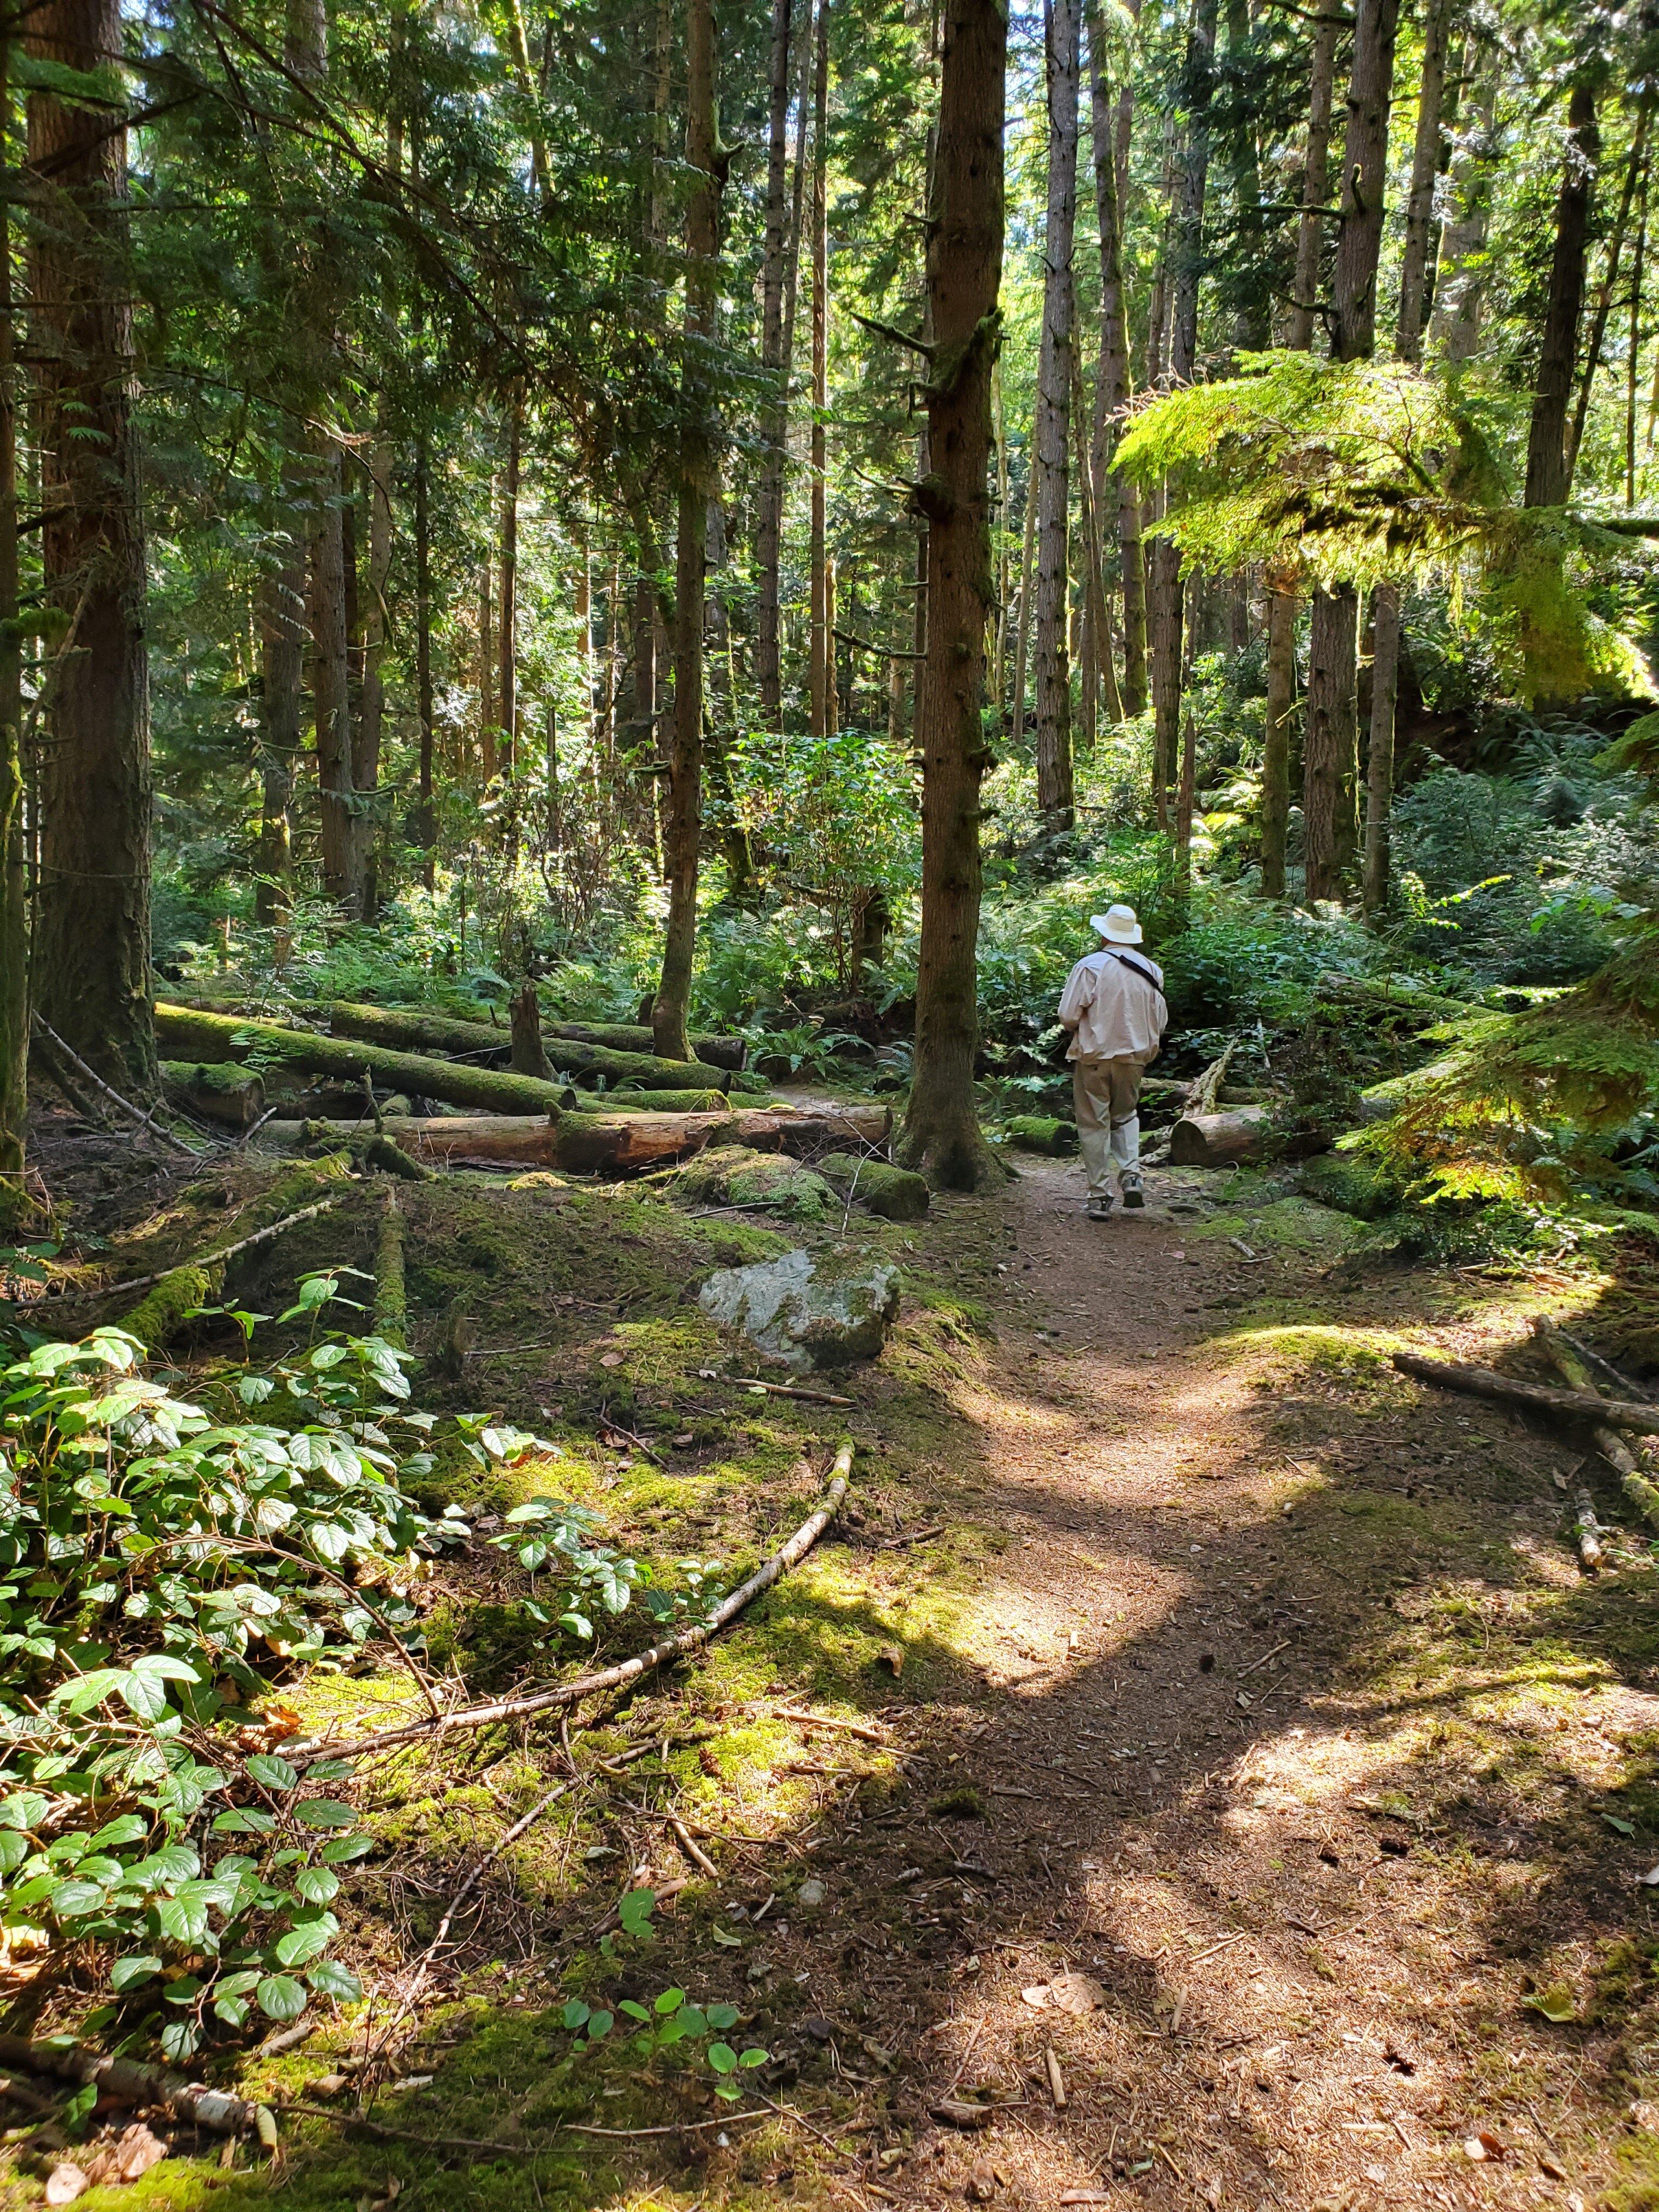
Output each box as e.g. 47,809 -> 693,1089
1525,78 -> 1599,509
1364,0 -> 1453,921
754,0 -> 795,723
1147,0 -> 1215,832
358,443 -> 392,920
807,0 -> 830,738
897,0 -> 1006,1190
415,443 -> 435,891
1567,95 -> 1649,492
478,559 -> 496,785
1429,47 -> 1496,359
652,0 -> 721,1061
1086,0 -> 1145,716
1304,0 -> 1398,904
1033,0 -> 1080,832
1011,440 -> 1036,744
257,540 -> 304,927
499,394 -> 520,778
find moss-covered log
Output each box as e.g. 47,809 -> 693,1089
554,1104 -> 890,1175
602,1087 -> 731,1114
315,1001 -> 730,1092
155,1004 -> 569,1119
551,1022 -> 748,1073
118,1152 -> 356,1351
266,1116 -> 561,1167
161,1060 -> 267,1129
817,1151 -> 931,1220
373,1187 -> 408,1349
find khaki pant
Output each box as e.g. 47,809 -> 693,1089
1073,1054 -> 1148,1199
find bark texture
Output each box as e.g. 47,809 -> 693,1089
754,0 -> 795,722
1086,0 -> 1144,715
1524,79 -> 1599,509
898,0 -> 1006,1190
27,0 -> 155,1094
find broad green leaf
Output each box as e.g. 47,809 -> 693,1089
707,2042 -> 737,2074
255,1973 -> 307,2022
294,1866 -> 339,1905
294,1798 -> 356,1829
273,1916 -> 336,1968
305,1960 -> 361,2002
245,1754 -> 298,1791
109,1954 -> 161,1992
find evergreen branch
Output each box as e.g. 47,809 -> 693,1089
848,308 -> 935,358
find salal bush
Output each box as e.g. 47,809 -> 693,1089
0,1296 -> 686,2059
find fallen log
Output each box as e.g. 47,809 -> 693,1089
0,2034 -> 272,2138
1531,1317 -> 1659,1531
1168,1106 -> 1273,1167
554,1104 -> 891,1175
1312,972 -> 1475,1026
1184,1041 -> 1238,1119
156,1005 -> 568,1119
317,1000 -> 729,1093
818,1150 -> 930,1220
1392,1350 -> 1659,1437
551,1021 -> 748,1073
161,1059 -> 267,1130
266,1116 -> 560,1167
602,1087 -> 731,1114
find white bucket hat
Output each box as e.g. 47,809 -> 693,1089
1090,904 -> 1143,945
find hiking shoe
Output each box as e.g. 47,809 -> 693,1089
1086,1195 -> 1114,1221
1120,1175 -> 1146,1210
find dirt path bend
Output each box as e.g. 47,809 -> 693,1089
792,1153 -> 1659,2212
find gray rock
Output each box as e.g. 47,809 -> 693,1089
698,1246 -> 901,1372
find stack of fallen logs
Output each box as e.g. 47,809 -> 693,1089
1396,1320 -> 1659,1570
154,1000 -> 891,1176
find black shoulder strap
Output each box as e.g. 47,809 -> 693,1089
1105,949 -> 1167,1007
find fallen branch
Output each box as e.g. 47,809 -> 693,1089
667,1813 -> 718,1876
26,1189 -> 346,1308
1392,1351 -> 1659,1437
772,1705 -> 890,1744
732,1376 -> 855,1407
1576,1488 -> 1607,1570
1184,1042 -> 1238,1119
295,1445 -> 855,1764
32,1017 -> 199,1156
1531,1317 -> 1659,1532
0,2035 -> 270,2137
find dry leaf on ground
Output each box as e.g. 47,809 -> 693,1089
44,2163 -> 87,2205
83,2124 -> 168,2187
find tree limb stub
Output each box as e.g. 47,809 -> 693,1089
0,2035 -> 270,2138
1392,1350 -> 1659,1436
292,1445 -> 854,1767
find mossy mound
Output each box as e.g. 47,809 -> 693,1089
1295,1150 -> 1404,1220
1002,1114 -> 1077,1155
670,1144 -> 837,1220
817,1150 -> 930,1220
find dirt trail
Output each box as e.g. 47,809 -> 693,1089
789,1153 -> 1653,2212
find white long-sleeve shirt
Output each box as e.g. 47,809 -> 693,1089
1057,948 -> 1166,1063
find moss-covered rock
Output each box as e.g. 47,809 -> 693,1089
699,1245 -> 902,1370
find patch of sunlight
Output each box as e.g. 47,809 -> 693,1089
1185,1194 -> 1365,1254
953,1383 -> 1074,1435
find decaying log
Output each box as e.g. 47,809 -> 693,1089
510,981 -> 551,1080
552,1021 -> 748,1073
1392,1350 -> 1659,1436
817,1150 -> 930,1220
266,1116 -> 560,1167
1531,1316 -> 1659,1531
1576,1489 -> 1607,1571
161,1060 -> 266,1130
1167,1106 -> 1272,1167
156,1005 -> 568,1119
317,1000 -> 729,1092
554,1104 -> 891,1175
374,1187 -> 408,1349
0,2035 -> 272,2138
602,1088 -> 731,1114
1184,1041 -> 1237,1119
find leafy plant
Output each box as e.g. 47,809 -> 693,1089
560,1980 -> 768,2101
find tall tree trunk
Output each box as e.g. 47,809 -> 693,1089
1033,0 -> 1080,832
309,458 -> 356,907
897,0 -> 1006,1190
1224,0 -> 1268,349
415,441 -> 435,889
1364,0 -> 1454,921
1147,0 -> 1216,829
807,0 -> 830,737
1304,0 -> 1398,904
1429,47 -> 1496,359
1524,78 -> 1600,509
754,0 -> 796,723
358,442 -> 393,921
1011,438 -> 1037,743
1630,157 -> 1649,507
257,539 -> 304,926
1260,2 -> 1338,892
499,393 -> 521,777
478,560 -> 496,785
1260,574 -> 1294,896
652,0 -> 721,1061
28,0 -> 154,1092
1086,0 -> 1146,716
1395,0 -> 1453,359
1073,351 -> 1119,726
0,38 -> 25,1201
1567,95 -> 1650,492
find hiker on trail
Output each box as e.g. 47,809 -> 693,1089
1057,904 -> 1167,1222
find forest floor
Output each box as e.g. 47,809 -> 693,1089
13,1127 -> 1659,2212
